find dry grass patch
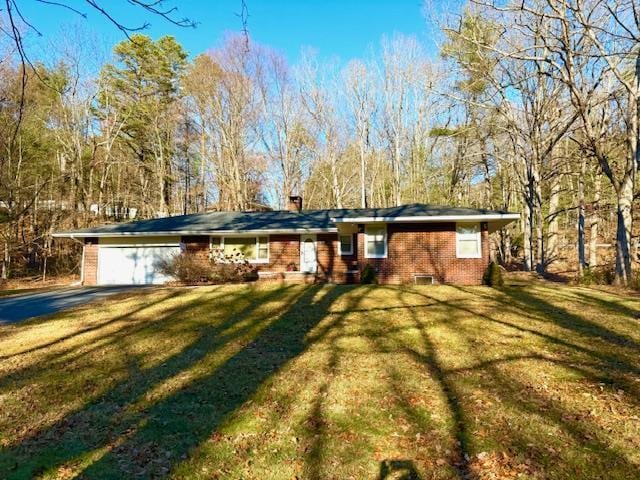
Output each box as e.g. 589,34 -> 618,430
0,281 -> 639,479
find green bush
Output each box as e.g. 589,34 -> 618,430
578,266 -> 615,286
361,264 -> 378,284
483,261 -> 504,287
578,266 -> 597,286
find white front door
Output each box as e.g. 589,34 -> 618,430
97,246 -> 180,285
300,234 -> 317,273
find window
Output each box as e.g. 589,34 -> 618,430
224,237 -> 256,258
365,225 -> 387,258
456,223 -> 481,258
257,236 -> 269,260
210,236 -> 269,263
339,234 -> 353,256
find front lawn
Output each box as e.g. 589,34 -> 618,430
1,281 -> 639,479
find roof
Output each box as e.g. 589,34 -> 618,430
328,204 -> 518,222
53,203 -> 519,238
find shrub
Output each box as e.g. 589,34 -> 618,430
578,266 -> 597,286
157,251 -> 259,285
230,258 -> 260,282
361,264 -> 378,284
242,269 -> 260,282
156,254 -> 213,284
629,271 -> 640,290
483,261 -> 504,287
577,265 -> 615,286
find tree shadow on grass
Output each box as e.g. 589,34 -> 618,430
1,283 -> 348,479
380,287 -> 472,479
301,284 -> 640,479
300,285 -> 464,480
471,286 -> 640,385
447,286 -> 640,394
0,289 -> 180,362
0,288 -> 236,396
379,459 -> 422,479
497,285 -> 640,350
301,288 -> 357,480
568,288 -> 640,322
392,284 -> 640,478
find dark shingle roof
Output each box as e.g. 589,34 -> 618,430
328,203 -> 514,219
55,203 -> 517,237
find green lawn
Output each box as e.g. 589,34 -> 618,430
0,281 -> 639,479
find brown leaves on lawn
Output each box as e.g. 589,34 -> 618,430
468,451 -> 544,480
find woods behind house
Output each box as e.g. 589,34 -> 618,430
1,0 -> 639,285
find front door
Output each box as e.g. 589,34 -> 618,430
300,234 -> 317,273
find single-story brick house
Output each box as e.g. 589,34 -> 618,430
54,198 -> 518,286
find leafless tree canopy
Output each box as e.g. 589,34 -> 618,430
0,0 -> 639,286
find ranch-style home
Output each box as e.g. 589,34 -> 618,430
54,197 -> 519,286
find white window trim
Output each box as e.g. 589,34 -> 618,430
98,243 -> 180,248
339,234 -> 354,256
456,223 -> 482,259
364,225 -> 388,259
210,234 -> 270,264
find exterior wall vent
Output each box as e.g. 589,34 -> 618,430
414,274 -> 435,285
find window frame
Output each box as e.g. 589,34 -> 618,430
364,224 -> 388,259
210,235 -> 270,264
455,222 -> 482,259
339,233 -> 354,256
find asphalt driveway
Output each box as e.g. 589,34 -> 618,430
0,286 -> 137,324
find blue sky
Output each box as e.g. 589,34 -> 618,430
17,0 -> 443,64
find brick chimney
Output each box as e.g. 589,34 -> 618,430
287,195 -> 303,213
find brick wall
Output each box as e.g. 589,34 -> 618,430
316,233 -> 358,282
182,234 -> 301,273
356,222 -> 489,285
182,235 -> 210,261
82,239 -> 99,286
265,234 -> 300,271
180,234 -> 355,280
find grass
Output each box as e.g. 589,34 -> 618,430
0,281 -> 639,479
0,275 -> 77,297
0,287 -> 59,298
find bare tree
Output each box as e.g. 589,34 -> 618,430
344,60 -> 376,208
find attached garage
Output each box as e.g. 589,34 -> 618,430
96,245 -> 181,285
74,236 -> 182,286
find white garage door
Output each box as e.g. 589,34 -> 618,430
97,246 -> 181,285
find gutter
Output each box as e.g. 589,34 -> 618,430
53,227 -> 339,239
330,213 -> 521,223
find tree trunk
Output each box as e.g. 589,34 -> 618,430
577,159 -> 586,275
547,172 -> 561,268
1,242 -> 8,281
360,137 -> 367,208
523,200 -> 533,271
588,172 -> 601,267
330,153 -> 343,209
614,175 -> 633,285
534,181 -> 544,273
393,135 -> 402,206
